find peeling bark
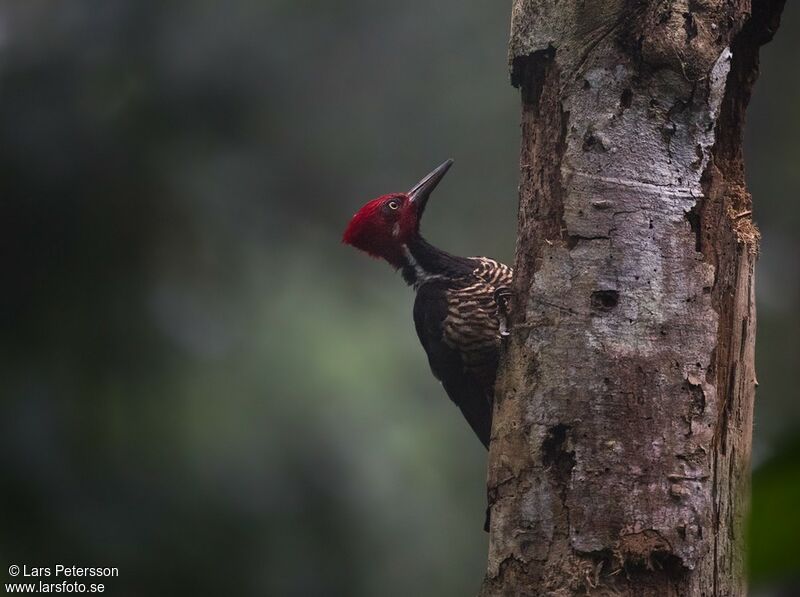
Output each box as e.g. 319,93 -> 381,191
483,1 -> 785,595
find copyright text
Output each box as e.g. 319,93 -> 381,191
5,565 -> 118,594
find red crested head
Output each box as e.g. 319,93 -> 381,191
342,159 -> 453,268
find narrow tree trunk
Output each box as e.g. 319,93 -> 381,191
483,2 -> 784,595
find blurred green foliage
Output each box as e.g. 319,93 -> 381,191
749,439 -> 800,587
0,1 -> 797,595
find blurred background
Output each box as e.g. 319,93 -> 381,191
0,1 -> 797,595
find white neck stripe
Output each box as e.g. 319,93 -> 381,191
402,244 -> 443,288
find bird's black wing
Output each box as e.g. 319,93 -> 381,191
413,280 -> 497,449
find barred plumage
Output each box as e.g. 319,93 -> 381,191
410,244 -> 512,448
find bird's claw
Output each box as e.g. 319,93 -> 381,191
495,287 -> 513,339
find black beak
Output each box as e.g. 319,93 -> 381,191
407,159 -> 453,213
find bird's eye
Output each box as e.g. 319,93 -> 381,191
387,200 -> 400,210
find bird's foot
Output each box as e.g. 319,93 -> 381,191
495,287 -> 513,339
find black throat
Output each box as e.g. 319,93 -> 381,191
399,237 -> 474,288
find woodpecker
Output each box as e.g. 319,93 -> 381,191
342,160 -> 512,449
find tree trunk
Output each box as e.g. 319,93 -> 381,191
483,1 -> 785,595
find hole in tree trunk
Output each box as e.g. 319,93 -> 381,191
591,290 -> 620,311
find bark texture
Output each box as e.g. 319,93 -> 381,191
483,1 -> 784,595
